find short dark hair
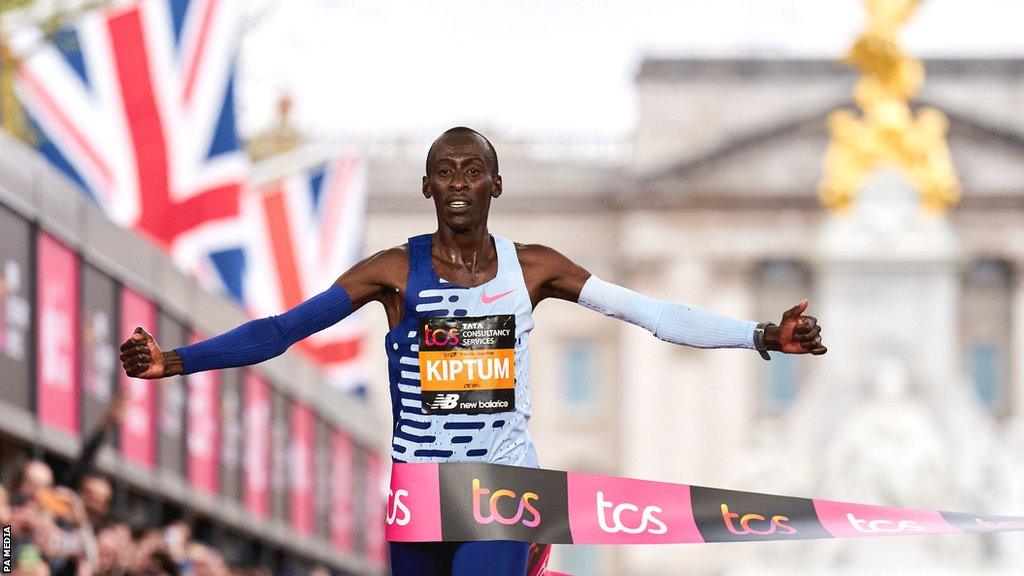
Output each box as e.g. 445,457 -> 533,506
426,127 -> 499,176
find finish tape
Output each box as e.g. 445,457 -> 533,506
386,462 -> 1024,545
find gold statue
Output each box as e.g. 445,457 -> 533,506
819,0 -> 961,213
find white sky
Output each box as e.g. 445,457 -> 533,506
237,0 -> 1024,139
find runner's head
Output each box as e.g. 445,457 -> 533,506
423,127 -> 502,232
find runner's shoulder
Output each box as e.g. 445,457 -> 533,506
514,243 -> 572,266
375,243 -> 410,261
353,244 -> 409,283
512,240 -> 585,280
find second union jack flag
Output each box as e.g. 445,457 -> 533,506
244,151 -> 368,393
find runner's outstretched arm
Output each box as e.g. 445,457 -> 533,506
522,244 -> 825,355
119,247 -> 408,379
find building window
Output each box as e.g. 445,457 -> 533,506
562,340 -> 597,411
557,544 -> 597,575
754,260 -> 812,413
961,259 -> 1013,413
766,354 -> 799,411
969,343 -> 1000,408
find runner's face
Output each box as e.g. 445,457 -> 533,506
423,133 -> 501,231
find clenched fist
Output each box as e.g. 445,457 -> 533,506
119,327 -> 166,379
766,299 -> 827,355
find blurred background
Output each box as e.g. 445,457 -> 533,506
1,1 -> 1023,575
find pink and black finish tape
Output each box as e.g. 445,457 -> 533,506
386,462 -> 1024,545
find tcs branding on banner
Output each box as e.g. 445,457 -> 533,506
387,489 -> 411,527
976,518 -> 1024,529
597,492 -> 667,535
814,502 -> 959,538
847,513 -> 924,534
472,479 -> 541,528
565,473 -> 705,544
721,504 -> 796,536
418,315 -> 516,414
689,487 -> 832,542
436,464 -> 573,543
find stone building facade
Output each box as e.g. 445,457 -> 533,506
356,57 -> 1024,575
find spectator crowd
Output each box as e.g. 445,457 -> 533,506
2,394 -> 307,576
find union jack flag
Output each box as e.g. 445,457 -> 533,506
11,0 -> 248,294
243,150 -> 368,393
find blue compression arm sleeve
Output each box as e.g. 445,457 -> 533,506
577,276 -> 756,349
174,284 -> 353,374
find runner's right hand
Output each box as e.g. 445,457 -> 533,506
120,326 -> 165,379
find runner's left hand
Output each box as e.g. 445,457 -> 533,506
768,299 -> 826,355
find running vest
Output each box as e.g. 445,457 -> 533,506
385,234 -> 538,467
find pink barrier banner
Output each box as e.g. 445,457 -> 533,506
364,452 -> 388,565
289,403 -> 316,535
386,462 -> 441,542
567,472 -> 702,544
387,462 -> 1024,545
243,372 -> 271,518
187,333 -> 221,494
813,500 -> 958,538
120,288 -> 157,468
330,430 -> 355,551
36,232 -> 80,435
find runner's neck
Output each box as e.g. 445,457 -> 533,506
431,230 -> 498,283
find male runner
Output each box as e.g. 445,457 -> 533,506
120,127 -> 826,576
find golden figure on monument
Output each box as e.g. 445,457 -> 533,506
819,0 -> 961,213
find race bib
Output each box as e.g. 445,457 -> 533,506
418,315 -> 516,414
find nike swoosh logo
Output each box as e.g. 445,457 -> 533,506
481,289 -> 516,304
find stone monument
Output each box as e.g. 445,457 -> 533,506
731,1 -> 1022,573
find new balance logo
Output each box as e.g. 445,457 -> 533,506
428,394 -> 460,410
